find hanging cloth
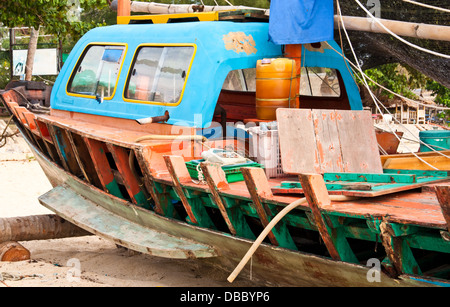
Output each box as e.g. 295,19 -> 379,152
268,0 -> 334,45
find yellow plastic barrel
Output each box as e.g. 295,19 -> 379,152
255,58 -> 298,120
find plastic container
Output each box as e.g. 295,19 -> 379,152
419,130 -> 450,152
185,159 -> 263,183
255,58 -> 298,120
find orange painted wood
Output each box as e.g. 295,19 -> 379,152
299,173 -> 341,260
435,185 -> 450,231
107,144 -> 148,207
21,111 -> 37,130
13,106 -> 28,124
164,155 -> 199,224
241,167 -> 279,245
200,162 -> 237,235
83,137 -> 124,198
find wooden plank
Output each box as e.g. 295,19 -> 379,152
33,118 -> 59,162
65,131 -> 92,184
39,185 -> 217,259
380,150 -> 450,165
335,110 -> 383,173
242,167 -> 297,249
383,155 -> 450,170
312,109 -> 344,173
83,137 -> 124,199
47,124 -> 71,172
277,108 -> 319,174
68,132 -> 102,189
200,162 -> 237,235
435,185 -> 450,232
107,144 -> 149,208
324,172 -> 417,184
164,155 -> 214,227
53,126 -> 83,177
298,173 -> 342,261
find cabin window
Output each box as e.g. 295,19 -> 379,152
222,68 -> 256,92
125,46 -> 194,104
67,45 -> 125,98
300,67 -> 341,97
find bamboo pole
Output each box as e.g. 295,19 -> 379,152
335,15 -> 450,42
110,0 -> 450,42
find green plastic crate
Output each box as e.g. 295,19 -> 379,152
185,159 -> 263,183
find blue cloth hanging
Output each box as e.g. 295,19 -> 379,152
268,0 -> 334,45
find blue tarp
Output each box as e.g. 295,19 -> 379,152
268,0 -> 334,45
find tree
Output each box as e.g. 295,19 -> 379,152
0,0 -> 110,81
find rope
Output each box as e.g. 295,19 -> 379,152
0,115 -> 19,148
353,0 -> 450,59
402,0 -> 450,13
337,0 -> 448,170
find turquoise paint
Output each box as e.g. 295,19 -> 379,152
51,21 -> 363,128
301,41 -> 362,111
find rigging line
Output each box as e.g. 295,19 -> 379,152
337,0 -> 444,168
324,41 -> 450,111
402,0 -> 450,13
334,8 -> 450,159
351,67 -> 450,159
223,0 -> 235,7
353,0 -> 450,59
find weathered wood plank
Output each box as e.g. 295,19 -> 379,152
242,167 -> 297,249
435,185 -> 450,232
335,110 -> 383,173
134,147 -> 166,215
65,130 -> 92,184
47,124 -> 71,171
164,155 -> 215,227
298,173 -> 341,260
383,155 -> 450,170
107,144 -> 149,208
277,108 -> 319,174
83,137 -> 124,199
200,162 -> 239,235
312,109 -> 344,173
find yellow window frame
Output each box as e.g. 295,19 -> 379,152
66,42 -> 128,101
122,43 -> 197,107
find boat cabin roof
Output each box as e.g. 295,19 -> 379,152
51,20 -> 362,128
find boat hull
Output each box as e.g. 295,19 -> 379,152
22,126 -> 447,287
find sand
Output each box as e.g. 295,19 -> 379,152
0,129 -> 260,287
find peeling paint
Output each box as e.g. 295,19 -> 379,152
223,32 -> 257,55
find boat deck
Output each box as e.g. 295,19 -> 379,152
29,109 -> 449,231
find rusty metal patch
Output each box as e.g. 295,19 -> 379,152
223,32 -> 257,55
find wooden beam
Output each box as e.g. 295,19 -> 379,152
134,147 -> 165,215
107,144 -> 149,208
164,155 -> 215,228
241,167 -> 278,245
83,137 -> 124,199
298,173 -> 341,260
435,185 -> 450,232
200,162 -> 237,235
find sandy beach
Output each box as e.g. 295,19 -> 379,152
0,125 -> 261,287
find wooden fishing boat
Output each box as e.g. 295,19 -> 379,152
1,7 -> 449,287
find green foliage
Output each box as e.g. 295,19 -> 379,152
356,63 -> 430,101
426,80 -> 450,107
0,0 -> 110,40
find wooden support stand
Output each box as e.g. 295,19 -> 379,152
164,155 -> 215,228
242,167 -> 296,249
299,173 -> 358,263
